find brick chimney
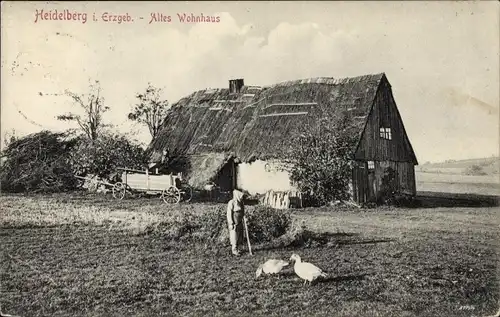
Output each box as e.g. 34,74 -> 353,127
229,79 -> 244,94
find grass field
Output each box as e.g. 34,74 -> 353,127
418,157 -> 499,174
1,193 -> 499,317
416,171 -> 499,196
415,157 -> 499,197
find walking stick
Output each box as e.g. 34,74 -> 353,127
243,216 -> 253,255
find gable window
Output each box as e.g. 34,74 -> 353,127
368,161 -> 375,170
380,127 -> 392,140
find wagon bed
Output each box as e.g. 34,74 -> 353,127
112,167 -> 192,204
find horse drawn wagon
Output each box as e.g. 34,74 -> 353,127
111,167 -> 192,204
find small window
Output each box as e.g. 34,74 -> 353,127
380,127 -> 392,140
368,161 -> 375,170
386,128 -> 392,140
379,127 -> 385,138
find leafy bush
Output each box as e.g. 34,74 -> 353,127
0,131 -> 79,193
1,130 -> 148,193
245,206 -> 292,243
282,114 -> 358,206
68,132 -> 148,179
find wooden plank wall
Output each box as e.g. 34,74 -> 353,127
352,160 -> 416,203
351,76 -> 417,203
354,76 -> 417,163
373,161 -> 416,197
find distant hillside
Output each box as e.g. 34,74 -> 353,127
417,157 -> 499,176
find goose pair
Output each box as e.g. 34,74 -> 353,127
256,254 -> 327,286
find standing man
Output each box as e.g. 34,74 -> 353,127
227,189 -> 245,256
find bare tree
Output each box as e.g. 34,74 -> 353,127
128,84 -> 170,139
56,80 -> 109,141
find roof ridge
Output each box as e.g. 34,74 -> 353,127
172,73 -> 385,106
265,73 -> 385,88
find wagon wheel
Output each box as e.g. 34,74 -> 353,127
161,186 -> 181,204
112,182 -> 127,200
181,185 -> 193,203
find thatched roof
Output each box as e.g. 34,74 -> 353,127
150,73 -> 388,163
185,152 -> 232,188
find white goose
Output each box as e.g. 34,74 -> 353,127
290,253 -> 327,286
255,259 -> 289,278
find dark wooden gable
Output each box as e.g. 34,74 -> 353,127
354,75 -> 418,164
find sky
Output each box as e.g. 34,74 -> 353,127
1,1 -> 499,163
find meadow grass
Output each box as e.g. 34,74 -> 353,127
1,193 -> 499,317
416,171 -> 499,196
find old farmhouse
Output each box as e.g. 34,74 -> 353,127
148,73 -> 418,205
